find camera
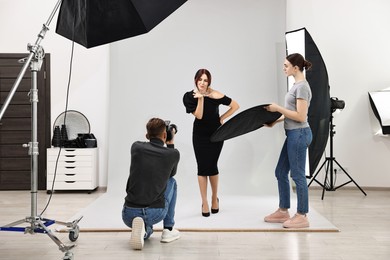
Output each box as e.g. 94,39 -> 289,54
330,97 -> 345,112
165,120 -> 178,142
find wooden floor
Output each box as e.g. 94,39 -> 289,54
0,188 -> 389,260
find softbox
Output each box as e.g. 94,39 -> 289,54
55,0 -> 187,48
286,28 -> 331,177
368,90 -> 390,135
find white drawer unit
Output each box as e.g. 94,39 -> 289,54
47,148 -> 98,193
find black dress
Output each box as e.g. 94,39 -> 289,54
183,90 -> 232,176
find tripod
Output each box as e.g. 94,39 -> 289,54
0,1 -> 82,259
308,112 -> 367,200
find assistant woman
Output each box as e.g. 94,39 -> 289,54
183,69 -> 239,217
264,53 -> 313,228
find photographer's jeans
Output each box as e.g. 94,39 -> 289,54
122,177 -> 177,239
275,127 -> 312,214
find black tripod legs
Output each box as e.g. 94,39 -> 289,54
308,157 -> 332,200
333,159 -> 367,196
308,157 -> 367,200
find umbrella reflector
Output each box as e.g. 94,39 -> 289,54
56,0 -> 187,48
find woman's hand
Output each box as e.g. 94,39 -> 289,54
263,121 -> 277,128
265,103 -> 280,113
266,100 -> 308,123
193,88 -> 214,98
220,99 -> 239,124
193,91 -> 204,99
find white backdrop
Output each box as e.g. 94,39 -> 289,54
106,0 -> 287,199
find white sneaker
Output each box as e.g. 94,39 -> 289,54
130,217 -> 145,250
161,228 -> 180,243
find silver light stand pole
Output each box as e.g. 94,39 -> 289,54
0,1 -> 82,259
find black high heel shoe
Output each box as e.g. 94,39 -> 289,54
211,198 -> 219,214
202,205 -> 210,217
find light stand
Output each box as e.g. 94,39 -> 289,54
0,1 -> 81,259
308,112 -> 367,200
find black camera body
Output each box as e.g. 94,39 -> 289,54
165,120 -> 178,142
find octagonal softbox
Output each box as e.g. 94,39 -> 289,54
56,0 -> 187,48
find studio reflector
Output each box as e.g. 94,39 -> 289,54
55,0 -> 187,48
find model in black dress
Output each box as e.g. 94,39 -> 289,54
183,91 -> 231,176
183,69 -> 239,217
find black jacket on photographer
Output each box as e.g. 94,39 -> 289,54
124,138 -> 180,208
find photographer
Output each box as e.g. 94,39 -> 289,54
122,118 -> 180,250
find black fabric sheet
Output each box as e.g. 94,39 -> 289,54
55,0 -> 187,48
210,105 -> 281,142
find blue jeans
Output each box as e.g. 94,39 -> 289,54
275,127 -> 312,214
122,177 -> 177,239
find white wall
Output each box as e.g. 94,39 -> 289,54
0,0 -> 110,187
286,0 -> 390,187
107,0 -> 287,197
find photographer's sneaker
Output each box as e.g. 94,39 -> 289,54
283,213 -> 310,228
264,209 -> 290,223
161,228 -> 180,243
130,217 -> 145,250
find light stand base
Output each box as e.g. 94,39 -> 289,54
1,216 -> 82,260
308,156 -> 367,200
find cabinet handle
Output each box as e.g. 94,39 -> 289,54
65,155 -> 76,157
65,174 -> 76,176
65,166 -> 76,169
65,161 -> 75,163
65,181 -> 76,183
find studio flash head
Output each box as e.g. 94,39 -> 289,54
330,97 -> 345,112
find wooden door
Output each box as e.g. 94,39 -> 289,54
0,53 -> 51,190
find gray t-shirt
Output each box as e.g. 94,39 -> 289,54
284,80 -> 312,130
